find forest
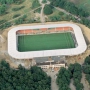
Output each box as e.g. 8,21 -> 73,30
0,55 -> 90,90
82,56 -> 90,84
0,0 -> 25,15
57,63 -> 83,90
0,60 -> 51,90
0,0 -> 90,30
49,0 -> 89,17
46,0 -> 90,27
57,55 -> 90,90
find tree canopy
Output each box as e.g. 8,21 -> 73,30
42,0 -> 47,3
0,4 -> 6,15
0,60 -> 51,90
83,56 -> 90,85
68,63 -> 83,90
56,67 -> 71,90
31,0 -> 40,9
44,5 -> 53,15
0,0 -> 24,4
49,0 -> 89,17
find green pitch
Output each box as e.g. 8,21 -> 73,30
18,32 -> 75,52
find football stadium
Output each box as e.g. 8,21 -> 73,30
8,23 -> 87,59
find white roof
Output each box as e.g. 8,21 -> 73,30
8,23 -> 87,59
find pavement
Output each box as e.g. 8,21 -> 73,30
44,69 -> 59,90
81,73 -> 90,90
69,79 -> 76,90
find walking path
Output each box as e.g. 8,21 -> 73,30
38,0 -> 81,23
81,73 -> 90,90
39,0 -> 45,23
53,6 -> 81,21
46,70 -> 59,90
40,4 -> 45,23
39,0 -> 50,23
69,79 -> 76,90
0,6 -> 41,28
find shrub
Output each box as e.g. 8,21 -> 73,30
34,7 -> 41,13
0,22 -> 12,30
12,6 -> 25,11
0,19 -> 6,25
0,4 -> 7,15
42,0 -> 47,3
14,15 -> 27,25
13,0 -> 25,4
13,14 -> 21,18
32,0 -> 40,9
44,5 -> 53,15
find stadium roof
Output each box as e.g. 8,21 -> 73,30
8,23 -> 87,59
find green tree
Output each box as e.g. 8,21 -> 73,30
68,63 -> 83,90
84,56 -> 90,65
0,60 -> 51,90
32,0 -> 40,9
0,4 -> 6,15
44,5 -> 53,15
57,67 -> 71,90
42,0 -> 47,3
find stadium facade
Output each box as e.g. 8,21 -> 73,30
8,23 -> 87,59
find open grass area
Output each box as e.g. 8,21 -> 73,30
18,32 -> 75,52
0,0 -> 41,31
47,8 -> 75,22
0,0 -> 32,21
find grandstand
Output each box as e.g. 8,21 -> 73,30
17,30 -> 75,52
8,23 -> 87,59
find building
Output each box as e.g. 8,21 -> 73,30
8,23 -> 87,60
37,60 -> 65,70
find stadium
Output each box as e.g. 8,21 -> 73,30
8,23 -> 87,59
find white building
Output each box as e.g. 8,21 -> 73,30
37,60 -> 65,70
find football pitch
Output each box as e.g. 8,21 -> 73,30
18,32 -> 75,52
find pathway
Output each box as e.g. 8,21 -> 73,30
40,4 -> 45,23
53,6 -> 81,21
38,0 -> 50,23
0,6 -> 41,27
39,0 -> 45,23
46,70 -> 59,90
69,79 -> 76,90
81,73 -> 90,90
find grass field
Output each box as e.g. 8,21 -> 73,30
18,32 -> 75,52
0,0 -> 32,21
0,0 -> 40,31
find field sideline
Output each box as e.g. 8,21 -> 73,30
18,32 -> 75,52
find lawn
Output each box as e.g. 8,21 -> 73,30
18,32 -> 75,52
0,0 -> 32,21
0,0 -> 42,31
